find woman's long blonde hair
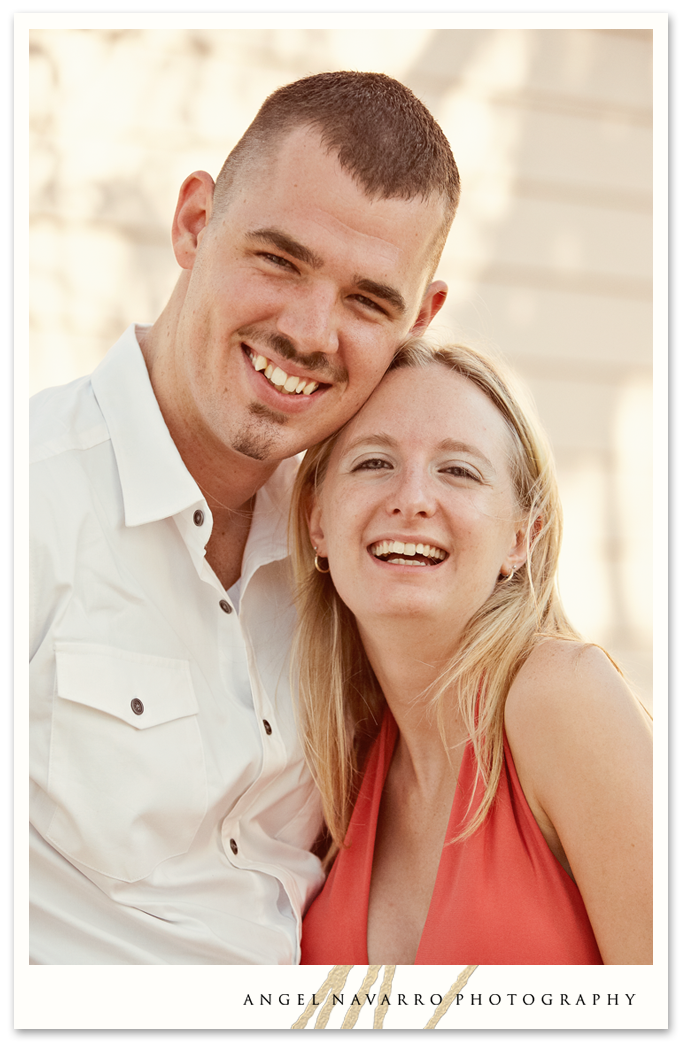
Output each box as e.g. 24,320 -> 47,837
290,340 -> 581,858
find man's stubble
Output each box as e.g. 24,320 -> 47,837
232,399 -> 291,461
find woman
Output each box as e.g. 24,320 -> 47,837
291,340 -> 652,966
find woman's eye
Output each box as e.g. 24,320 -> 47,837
353,458 -> 391,471
444,465 -> 481,482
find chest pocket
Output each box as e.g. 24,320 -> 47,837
46,643 -> 207,883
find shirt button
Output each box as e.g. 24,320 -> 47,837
193,509 -> 205,526
263,719 -> 272,736
131,698 -> 144,716
229,838 -> 238,855
219,600 -> 233,615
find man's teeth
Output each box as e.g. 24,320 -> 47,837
250,351 -> 319,396
370,540 -> 447,563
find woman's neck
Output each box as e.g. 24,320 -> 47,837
359,618 -> 467,790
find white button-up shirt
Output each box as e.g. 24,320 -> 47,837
29,326 -> 324,964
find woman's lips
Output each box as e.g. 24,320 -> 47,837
369,539 -> 448,567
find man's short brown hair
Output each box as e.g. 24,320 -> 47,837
213,71 -> 460,246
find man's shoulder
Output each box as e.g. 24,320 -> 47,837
30,374 -> 110,466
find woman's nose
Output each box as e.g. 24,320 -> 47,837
387,469 -> 436,518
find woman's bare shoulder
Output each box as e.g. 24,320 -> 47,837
503,640 -> 653,964
504,637 -> 652,812
510,636 -> 626,696
505,637 -> 650,743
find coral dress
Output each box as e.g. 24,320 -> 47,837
300,708 -> 602,965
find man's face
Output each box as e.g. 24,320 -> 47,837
169,126 -> 448,466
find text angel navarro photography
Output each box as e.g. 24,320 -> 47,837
240,965 -> 641,1030
242,991 -> 639,1008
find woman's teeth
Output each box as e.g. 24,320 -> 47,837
370,540 -> 447,565
249,351 -> 319,396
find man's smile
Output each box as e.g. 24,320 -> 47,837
245,346 -> 323,396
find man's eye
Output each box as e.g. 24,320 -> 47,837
260,253 -> 296,271
352,295 -> 386,315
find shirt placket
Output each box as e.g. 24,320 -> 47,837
174,501 -> 296,909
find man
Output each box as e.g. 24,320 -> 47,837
29,71 -> 460,963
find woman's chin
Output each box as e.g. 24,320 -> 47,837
353,597 -> 459,630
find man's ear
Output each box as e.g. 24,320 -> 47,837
307,500 -> 326,557
171,171 -> 216,270
409,280 -> 448,334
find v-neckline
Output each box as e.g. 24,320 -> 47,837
363,708 -> 462,965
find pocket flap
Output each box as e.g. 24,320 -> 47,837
55,643 -> 198,729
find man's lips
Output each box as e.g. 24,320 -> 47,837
244,345 -> 328,397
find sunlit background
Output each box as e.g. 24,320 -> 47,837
29,26 -> 653,708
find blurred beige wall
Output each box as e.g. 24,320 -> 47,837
29,26 -> 653,707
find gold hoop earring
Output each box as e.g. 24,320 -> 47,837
501,565 -> 515,582
314,552 -> 330,574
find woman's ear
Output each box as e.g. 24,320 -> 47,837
507,514 -> 543,572
307,499 -> 326,556
503,516 -> 533,574
527,514 -> 544,553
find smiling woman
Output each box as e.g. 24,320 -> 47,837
291,339 -> 653,967
307,362 -> 529,639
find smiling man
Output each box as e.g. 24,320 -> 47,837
29,71 -> 459,963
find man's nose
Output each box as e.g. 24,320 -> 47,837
275,282 -> 340,357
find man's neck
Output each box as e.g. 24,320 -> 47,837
136,316 -> 278,590
202,495 -> 257,591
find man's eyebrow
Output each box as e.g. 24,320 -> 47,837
247,230 -> 407,315
354,278 -> 406,316
247,228 -> 324,269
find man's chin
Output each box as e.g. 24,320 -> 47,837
249,401 -> 289,426
230,402 -> 289,462
232,439 -> 271,462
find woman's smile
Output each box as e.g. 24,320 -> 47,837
368,538 -> 449,567
309,362 -> 528,631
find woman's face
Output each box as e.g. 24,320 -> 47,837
309,363 -> 528,635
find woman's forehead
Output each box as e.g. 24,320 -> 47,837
334,363 -> 511,452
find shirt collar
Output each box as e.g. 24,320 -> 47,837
91,325 -> 202,527
90,325 -> 299,573
242,453 -> 299,574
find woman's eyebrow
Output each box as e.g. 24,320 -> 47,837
436,439 -> 494,469
341,436 -> 494,466
341,433 -> 397,455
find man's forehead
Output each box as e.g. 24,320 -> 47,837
216,124 -> 447,296
233,123 -> 444,221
